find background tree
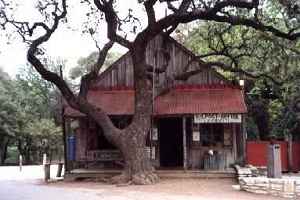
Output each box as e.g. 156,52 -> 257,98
12,64 -> 63,164
70,51 -> 121,80
1,0 -> 299,184
0,67 -> 16,164
176,13 -> 300,140
0,63 -> 63,165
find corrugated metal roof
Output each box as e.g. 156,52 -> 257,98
154,85 -> 247,115
64,85 -> 247,117
64,89 -> 134,117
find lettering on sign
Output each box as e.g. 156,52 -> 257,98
194,114 -> 242,123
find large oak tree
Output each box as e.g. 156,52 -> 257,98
1,0 -> 299,184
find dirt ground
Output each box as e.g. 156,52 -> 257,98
50,178 -> 285,200
0,166 -> 287,200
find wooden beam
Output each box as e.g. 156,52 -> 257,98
241,114 -> 247,166
232,124 -> 237,162
64,118 -> 73,172
183,117 -> 187,170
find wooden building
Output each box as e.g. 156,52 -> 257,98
64,35 -> 247,172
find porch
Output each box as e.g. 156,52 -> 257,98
65,168 -> 236,181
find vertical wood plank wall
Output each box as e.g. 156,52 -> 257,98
95,35 -> 226,89
75,119 -> 88,161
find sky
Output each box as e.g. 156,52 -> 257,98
0,0 -> 166,78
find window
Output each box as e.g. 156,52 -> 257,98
200,124 -> 224,146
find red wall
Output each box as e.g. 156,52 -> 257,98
292,142 -> 300,171
246,141 -> 300,172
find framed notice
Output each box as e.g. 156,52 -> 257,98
193,131 -> 200,141
192,123 -> 200,142
152,127 -> 158,141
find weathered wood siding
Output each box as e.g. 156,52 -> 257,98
95,35 -> 226,88
75,119 -> 88,161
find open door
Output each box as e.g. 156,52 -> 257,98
159,117 -> 183,168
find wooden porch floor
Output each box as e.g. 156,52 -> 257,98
65,168 -> 236,181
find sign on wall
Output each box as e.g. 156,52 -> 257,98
192,123 -> 200,142
152,127 -> 158,141
192,131 -> 200,141
194,114 -> 242,123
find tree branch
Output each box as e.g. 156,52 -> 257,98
210,0 -> 259,14
93,0 -> 132,48
79,40 -> 114,98
26,0 -> 77,106
25,0 -> 122,144
144,0 -> 157,26
146,3 -> 300,41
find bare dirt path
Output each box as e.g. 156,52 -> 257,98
0,166 -> 285,200
51,178 -> 285,200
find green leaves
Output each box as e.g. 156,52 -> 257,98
181,11 -> 300,139
69,51 -> 121,80
25,119 -> 62,150
0,68 -> 17,137
0,64 -> 63,160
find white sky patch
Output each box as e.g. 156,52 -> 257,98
0,0 -> 167,78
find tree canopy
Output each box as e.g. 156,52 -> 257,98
176,19 -> 300,140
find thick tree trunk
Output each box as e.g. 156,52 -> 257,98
97,39 -> 159,185
250,98 -> 270,140
80,98 -> 158,184
110,125 -> 158,185
0,136 -> 9,165
111,143 -> 158,184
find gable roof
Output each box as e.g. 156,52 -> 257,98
92,34 -> 229,88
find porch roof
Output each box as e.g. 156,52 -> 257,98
64,84 -> 247,117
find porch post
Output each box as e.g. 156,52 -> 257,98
232,124 -> 237,161
64,118 -> 71,172
241,114 -> 247,166
183,117 -> 187,170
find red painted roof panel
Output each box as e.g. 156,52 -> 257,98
64,85 -> 247,116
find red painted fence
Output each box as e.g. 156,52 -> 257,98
246,141 -> 300,172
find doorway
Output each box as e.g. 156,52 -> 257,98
159,117 -> 183,168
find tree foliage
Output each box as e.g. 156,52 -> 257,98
0,67 -> 16,138
70,51 -> 121,80
0,64 -> 63,164
180,13 -> 300,139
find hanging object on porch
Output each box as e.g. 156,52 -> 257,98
70,119 -> 79,130
194,114 -> 242,123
